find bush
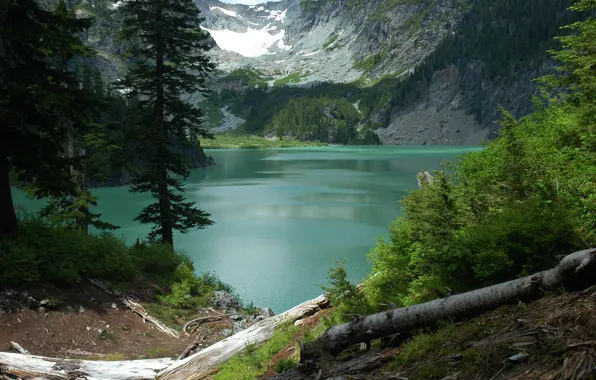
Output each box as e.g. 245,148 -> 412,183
159,261 -> 237,309
0,218 -> 135,287
130,241 -> 183,281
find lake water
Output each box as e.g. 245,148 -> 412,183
11,146 -> 480,313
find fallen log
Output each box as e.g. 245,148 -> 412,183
87,278 -> 179,339
121,297 -> 179,339
182,315 -> 226,335
157,294 -> 330,380
0,352 -> 174,379
178,334 -> 205,360
300,248 -> 596,368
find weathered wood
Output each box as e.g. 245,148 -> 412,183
300,249 -> 596,363
0,352 -> 174,380
88,278 -> 121,296
183,315 -> 226,335
87,278 -> 178,340
9,342 -> 30,355
121,297 -> 179,339
157,294 -> 330,380
178,334 -> 205,360
63,349 -> 108,358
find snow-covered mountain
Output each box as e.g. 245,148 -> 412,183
77,0 -> 571,145
196,0 -> 364,84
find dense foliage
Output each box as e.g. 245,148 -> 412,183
265,97 -> 380,144
0,0 -> 100,236
0,217 -> 234,309
326,0 -> 596,315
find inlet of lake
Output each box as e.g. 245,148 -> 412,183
11,146 -> 481,313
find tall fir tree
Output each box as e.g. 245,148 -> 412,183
118,0 -> 215,244
0,0 -> 99,237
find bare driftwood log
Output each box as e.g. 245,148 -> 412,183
300,248 -> 596,366
157,294 -> 330,380
178,334 -> 205,360
63,349 -> 108,358
121,297 -> 179,339
182,315 -> 226,335
0,352 -> 174,379
88,278 -> 179,339
9,342 -> 30,355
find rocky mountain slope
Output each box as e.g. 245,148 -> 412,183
73,0 -> 578,145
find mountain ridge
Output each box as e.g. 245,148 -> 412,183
72,0 -> 579,145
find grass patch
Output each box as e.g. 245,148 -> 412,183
213,323 -> 299,380
103,352 -> 128,361
273,72 -> 309,86
142,302 -> 197,330
323,32 -> 339,50
98,330 -> 119,341
145,347 -> 171,359
353,52 -> 388,75
382,317 -> 509,377
201,134 -> 326,149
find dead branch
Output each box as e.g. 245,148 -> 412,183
9,342 -> 30,355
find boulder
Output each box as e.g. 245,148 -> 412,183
210,291 -> 241,312
260,307 -> 275,318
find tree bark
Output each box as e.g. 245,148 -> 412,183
299,248 -> 596,366
0,352 -> 173,380
157,294 -> 330,380
0,156 -> 18,237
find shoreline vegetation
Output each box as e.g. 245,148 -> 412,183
201,134 -> 327,149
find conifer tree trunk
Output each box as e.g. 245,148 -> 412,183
0,156 -> 18,236
154,2 -> 173,245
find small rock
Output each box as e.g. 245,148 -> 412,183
508,352 -> 529,363
229,314 -> 243,321
86,327 -> 91,331
38,307 -> 46,314
220,328 -> 233,336
260,307 -> 274,318
78,306 -> 85,314
253,315 -> 266,323
111,303 -> 117,309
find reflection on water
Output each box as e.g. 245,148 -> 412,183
12,146 -> 480,312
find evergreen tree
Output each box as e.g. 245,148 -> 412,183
118,0 -> 215,244
0,0 -> 98,237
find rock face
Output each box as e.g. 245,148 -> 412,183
76,0 -> 566,145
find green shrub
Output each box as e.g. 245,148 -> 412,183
0,218 -> 135,287
130,241 -> 183,281
274,358 -> 297,374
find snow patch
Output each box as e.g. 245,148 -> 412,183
247,21 -> 260,26
202,26 -> 289,57
277,38 -> 292,51
209,6 -> 242,18
254,6 -> 265,11
302,50 -> 319,57
266,9 -> 287,23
